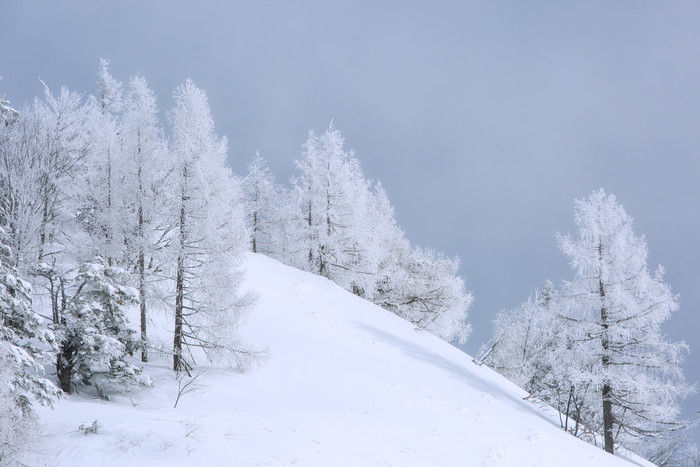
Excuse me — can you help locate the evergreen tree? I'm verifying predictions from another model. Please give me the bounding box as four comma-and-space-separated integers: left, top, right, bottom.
0, 223, 60, 406
0, 194, 60, 465
54, 257, 151, 397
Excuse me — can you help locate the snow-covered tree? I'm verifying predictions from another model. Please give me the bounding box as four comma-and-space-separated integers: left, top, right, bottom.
0, 216, 59, 402
120, 74, 171, 362
54, 257, 151, 397
0, 354, 39, 467
0, 83, 87, 270
292, 125, 374, 290
479, 282, 559, 386
286, 125, 471, 342
0, 92, 18, 126
242, 151, 286, 256
169, 79, 255, 373
0, 197, 60, 465
478, 282, 595, 436
558, 189, 692, 455
375, 243, 472, 343
77, 58, 126, 265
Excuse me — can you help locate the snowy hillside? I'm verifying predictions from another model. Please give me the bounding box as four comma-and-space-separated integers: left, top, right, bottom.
37, 254, 653, 466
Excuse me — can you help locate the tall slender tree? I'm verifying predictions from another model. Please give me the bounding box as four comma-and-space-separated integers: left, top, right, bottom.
558, 189, 692, 455
243, 151, 285, 256
79, 59, 125, 265
121, 74, 171, 362
169, 79, 254, 373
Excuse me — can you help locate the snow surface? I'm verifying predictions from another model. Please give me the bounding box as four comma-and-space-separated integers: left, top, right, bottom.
37, 253, 653, 466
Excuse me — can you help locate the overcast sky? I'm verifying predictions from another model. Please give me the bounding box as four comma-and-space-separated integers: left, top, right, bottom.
4, 0, 700, 443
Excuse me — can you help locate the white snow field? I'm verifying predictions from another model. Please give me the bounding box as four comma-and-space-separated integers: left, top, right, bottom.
37, 253, 652, 466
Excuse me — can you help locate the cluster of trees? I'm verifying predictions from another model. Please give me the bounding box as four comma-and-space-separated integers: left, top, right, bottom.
242, 125, 472, 343
0, 61, 473, 463
0, 62, 256, 462
478, 189, 695, 465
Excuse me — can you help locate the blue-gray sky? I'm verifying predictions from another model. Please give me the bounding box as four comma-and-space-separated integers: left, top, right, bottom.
4, 0, 700, 445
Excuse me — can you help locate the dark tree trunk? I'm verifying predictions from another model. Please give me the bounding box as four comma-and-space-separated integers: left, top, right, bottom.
139, 247, 147, 362
173, 251, 184, 372
173, 166, 187, 372
137, 132, 148, 362
252, 210, 257, 253
600, 270, 614, 454
56, 344, 75, 393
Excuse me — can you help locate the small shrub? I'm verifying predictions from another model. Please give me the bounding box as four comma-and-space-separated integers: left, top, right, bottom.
78, 420, 100, 436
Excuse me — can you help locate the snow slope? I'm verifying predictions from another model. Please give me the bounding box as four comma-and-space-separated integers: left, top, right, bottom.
37, 253, 653, 466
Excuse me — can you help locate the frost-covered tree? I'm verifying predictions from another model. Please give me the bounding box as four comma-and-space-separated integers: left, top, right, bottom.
478, 282, 595, 436
0, 350, 41, 467
0, 83, 87, 269
292, 124, 372, 290
78, 58, 126, 264
375, 243, 472, 343
169, 79, 255, 373
558, 189, 692, 455
54, 257, 151, 397
0, 92, 18, 126
120, 74, 171, 362
286, 125, 471, 342
0, 199, 60, 465
242, 151, 286, 256
0, 213, 60, 404
478, 282, 559, 386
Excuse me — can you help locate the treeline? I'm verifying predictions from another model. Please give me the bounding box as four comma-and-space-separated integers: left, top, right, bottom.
0, 60, 471, 462
477, 190, 696, 465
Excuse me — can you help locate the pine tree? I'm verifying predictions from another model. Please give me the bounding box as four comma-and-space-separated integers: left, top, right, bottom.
54, 257, 151, 397
558, 189, 692, 455
0, 221, 60, 405
0, 194, 60, 464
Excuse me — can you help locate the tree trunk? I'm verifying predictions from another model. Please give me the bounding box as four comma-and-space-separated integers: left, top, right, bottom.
602, 382, 614, 454
137, 132, 148, 362
173, 166, 187, 372
139, 247, 147, 362
252, 210, 257, 253
56, 344, 75, 393
173, 250, 184, 372
600, 273, 614, 454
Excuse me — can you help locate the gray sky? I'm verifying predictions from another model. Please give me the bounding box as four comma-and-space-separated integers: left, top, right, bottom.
4, 0, 700, 444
